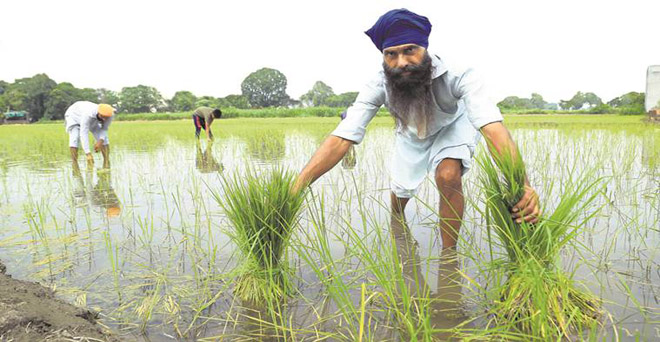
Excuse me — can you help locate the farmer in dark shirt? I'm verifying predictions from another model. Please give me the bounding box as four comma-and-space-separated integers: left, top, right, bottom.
192, 107, 222, 140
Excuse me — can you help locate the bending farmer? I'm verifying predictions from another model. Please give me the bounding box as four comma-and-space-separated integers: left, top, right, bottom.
192, 107, 222, 140
293, 9, 540, 249
65, 101, 115, 169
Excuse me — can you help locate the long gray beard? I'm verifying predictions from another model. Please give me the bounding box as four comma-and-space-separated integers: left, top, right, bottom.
384, 53, 435, 138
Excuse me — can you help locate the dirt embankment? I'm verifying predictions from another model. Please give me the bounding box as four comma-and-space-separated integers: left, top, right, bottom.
0, 260, 119, 342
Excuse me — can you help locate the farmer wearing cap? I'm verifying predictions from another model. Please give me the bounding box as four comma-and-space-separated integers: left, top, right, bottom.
65, 101, 115, 169
294, 9, 540, 249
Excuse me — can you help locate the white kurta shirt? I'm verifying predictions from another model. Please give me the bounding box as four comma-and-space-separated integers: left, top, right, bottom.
332, 54, 503, 192
64, 101, 114, 154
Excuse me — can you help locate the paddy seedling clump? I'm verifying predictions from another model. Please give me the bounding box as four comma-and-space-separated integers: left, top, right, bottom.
478, 148, 602, 339
213, 168, 305, 303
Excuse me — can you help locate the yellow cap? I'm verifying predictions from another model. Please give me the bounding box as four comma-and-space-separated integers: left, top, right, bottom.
98, 104, 114, 118
107, 206, 121, 217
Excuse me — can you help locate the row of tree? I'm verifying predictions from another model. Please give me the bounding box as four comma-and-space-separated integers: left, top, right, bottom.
497, 91, 645, 113
0, 69, 647, 121
0, 68, 361, 121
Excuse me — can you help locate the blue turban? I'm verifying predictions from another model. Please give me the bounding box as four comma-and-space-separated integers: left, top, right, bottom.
365, 9, 432, 52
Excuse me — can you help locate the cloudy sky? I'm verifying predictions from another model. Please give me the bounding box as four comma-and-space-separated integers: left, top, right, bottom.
2, 0, 658, 103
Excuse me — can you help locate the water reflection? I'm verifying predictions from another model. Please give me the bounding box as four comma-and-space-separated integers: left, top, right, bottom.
237, 300, 284, 342
195, 141, 224, 173
0, 125, 656, 341
390, 217, 468, 340
72, 167, 121, 217
246, 131, 285, 162
341, 145, 357, 169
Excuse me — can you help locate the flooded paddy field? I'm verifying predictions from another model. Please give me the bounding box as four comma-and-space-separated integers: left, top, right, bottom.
0, 116, 658, 341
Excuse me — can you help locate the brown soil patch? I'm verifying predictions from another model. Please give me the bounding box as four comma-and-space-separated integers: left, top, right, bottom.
0, 260, 120, 342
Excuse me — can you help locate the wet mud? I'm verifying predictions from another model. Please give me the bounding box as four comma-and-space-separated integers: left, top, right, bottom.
0, 260, 119, 342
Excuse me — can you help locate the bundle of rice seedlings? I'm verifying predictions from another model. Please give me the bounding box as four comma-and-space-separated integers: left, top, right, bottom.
212, 167, 305, 303
477, 148, 602, 340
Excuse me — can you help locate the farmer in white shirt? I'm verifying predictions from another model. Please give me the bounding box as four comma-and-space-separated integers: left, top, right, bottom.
65, 101, 115, 169
293, 8, 540, 249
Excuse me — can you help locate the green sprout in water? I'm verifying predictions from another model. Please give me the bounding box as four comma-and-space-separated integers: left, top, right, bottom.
478, 147, 603, 340
212, 167, 305, 303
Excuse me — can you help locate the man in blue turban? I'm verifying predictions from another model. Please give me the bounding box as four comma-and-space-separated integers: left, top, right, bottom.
294, 9, 540, 249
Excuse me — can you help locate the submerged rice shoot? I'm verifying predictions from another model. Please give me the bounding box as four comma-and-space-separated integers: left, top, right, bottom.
478, 148, 602, 340
212, 167, 305, 303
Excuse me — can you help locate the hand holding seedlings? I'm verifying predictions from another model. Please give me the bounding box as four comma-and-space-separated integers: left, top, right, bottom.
511, 184, 540, 224
94, 139, 104, 153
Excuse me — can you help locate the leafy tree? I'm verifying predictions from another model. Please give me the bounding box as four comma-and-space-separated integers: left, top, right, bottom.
608, 92, 644, 108
96, 88, 120, 107
498, 96, 529, 110
78, 88, 98, 102
44, 83, 81, 120
606, 91, 645, 114
0, 80, 8, 95
322, 91, 359, 107
10, 74, 57, 120
2, 87, 27, 111
241, 68, 290, 107
222, 94, 250, 109
300, 81, 334, 107
0, 81, 8, 111
195, 96, 221, 109
169, 91, 197, 111
119, 85, 164, 113
497, 93, 547, 110
530, 93, 547, 109
560, 91, 602, 110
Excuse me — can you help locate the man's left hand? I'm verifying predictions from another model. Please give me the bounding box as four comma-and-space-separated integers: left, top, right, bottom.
511, 185, 540, 224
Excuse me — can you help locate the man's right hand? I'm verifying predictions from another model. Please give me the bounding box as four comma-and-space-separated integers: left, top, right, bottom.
293, 135, 354, 195
86, 153, 94, 168
94, 139, 104, 153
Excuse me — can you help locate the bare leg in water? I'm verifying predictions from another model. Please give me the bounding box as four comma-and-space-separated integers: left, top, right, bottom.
434, 158, 465, 249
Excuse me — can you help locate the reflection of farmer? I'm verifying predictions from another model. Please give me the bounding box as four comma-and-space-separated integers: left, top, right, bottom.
65, 101, 115, 169
72, 168, 121, 217
193, 107, 222, 141
390, 218, 467, 338
339, 110, 357, 169
92, 170, 121, 217
293, 9, 540, 250
196, 141, 223, 173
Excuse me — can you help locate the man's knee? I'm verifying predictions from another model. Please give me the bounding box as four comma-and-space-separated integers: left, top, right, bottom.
435, 159, 463, 189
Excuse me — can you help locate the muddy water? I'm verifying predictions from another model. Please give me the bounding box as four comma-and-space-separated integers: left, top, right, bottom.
0, 124, 658, 341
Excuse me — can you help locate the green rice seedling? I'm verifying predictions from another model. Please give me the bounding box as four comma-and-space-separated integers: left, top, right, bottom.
245, 130, 286, 162
210, 167, 305, 303
477, 147, 603, 340
103, 231, 122, 302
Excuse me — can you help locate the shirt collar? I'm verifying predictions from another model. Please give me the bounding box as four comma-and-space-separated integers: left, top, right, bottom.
430, 53, 448, 79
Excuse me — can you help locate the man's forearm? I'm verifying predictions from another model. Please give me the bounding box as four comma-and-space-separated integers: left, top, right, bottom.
294, 135, 354, 191
480, 122, 529, 185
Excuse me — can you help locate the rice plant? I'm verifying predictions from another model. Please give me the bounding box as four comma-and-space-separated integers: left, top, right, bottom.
477, 146, 603, 340
211, 167, 305, 303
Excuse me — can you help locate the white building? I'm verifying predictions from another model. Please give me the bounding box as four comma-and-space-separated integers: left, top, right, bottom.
646, 65, 660, 112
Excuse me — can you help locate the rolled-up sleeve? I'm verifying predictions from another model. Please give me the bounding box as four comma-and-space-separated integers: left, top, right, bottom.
331, 75, 386, 144
452, 68, 503, 130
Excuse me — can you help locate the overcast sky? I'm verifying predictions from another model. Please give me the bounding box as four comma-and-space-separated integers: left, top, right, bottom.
2, 0, 659, 103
